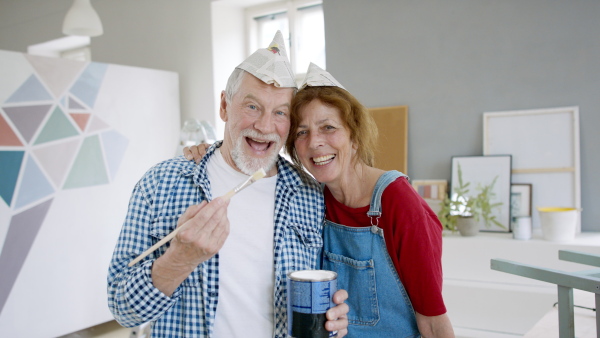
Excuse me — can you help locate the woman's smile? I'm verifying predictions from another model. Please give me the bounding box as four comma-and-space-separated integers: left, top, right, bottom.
312, 154, 336, 166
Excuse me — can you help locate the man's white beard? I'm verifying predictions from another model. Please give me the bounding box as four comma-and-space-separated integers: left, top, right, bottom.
231, 129, 283, 175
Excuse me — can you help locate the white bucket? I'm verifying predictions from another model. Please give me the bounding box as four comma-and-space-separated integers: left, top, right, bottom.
537, 207, 579, 242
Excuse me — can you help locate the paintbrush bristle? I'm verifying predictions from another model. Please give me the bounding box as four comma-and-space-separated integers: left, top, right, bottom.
251, 168, 267, 181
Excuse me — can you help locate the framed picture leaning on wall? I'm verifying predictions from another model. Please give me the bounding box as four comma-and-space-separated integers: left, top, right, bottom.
450, 155, 512, 232
511, 183, 533, 217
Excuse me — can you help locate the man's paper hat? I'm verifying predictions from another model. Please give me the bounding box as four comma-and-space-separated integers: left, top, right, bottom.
236, 30, 296, 88
299, 62, 346, 90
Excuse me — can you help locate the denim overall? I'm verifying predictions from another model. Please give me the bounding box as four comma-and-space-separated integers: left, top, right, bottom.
322, 171, 420, 337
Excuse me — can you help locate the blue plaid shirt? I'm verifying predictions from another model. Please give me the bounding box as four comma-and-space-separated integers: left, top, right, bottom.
107, 142, 325, 337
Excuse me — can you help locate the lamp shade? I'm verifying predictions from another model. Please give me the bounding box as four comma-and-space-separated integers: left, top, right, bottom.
62, 0, 103, 37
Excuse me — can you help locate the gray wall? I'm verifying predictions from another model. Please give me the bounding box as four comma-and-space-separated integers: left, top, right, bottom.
323, 0, 600, 231
0, 0, 215, 127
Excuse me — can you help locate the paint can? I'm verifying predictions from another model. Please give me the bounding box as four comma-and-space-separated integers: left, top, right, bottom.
287, 270, 337, 338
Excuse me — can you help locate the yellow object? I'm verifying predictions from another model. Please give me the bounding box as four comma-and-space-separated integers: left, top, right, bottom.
537, 207, 580, 242
537, 207, 578, 212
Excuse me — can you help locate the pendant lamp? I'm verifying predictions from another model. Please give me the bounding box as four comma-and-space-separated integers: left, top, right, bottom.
62, 0, 103, 37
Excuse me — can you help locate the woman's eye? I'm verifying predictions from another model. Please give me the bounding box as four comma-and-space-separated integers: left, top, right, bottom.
296, 130, 307, 137
324, 125, 336, 131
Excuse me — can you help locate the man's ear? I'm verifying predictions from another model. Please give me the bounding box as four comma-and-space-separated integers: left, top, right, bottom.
219, 91, 228, 122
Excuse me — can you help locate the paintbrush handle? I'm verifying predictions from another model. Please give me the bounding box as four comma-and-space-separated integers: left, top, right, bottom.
221, 189, 236, 201
127, 226, 182, 267
127, 168, 266, 267
127, 189, 237, 267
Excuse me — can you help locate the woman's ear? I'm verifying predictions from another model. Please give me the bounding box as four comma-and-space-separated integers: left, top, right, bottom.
219, 91, 228, 122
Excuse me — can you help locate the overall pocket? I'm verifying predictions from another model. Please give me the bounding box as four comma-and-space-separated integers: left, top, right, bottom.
323, 251, 379, 326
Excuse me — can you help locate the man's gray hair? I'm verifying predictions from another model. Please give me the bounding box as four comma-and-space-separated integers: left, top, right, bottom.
224, 68, 246, 104
224, 68, 298, 105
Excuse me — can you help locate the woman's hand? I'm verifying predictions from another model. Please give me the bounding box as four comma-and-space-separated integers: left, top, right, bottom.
325, 289, 349, 337
183, 143, 212, 164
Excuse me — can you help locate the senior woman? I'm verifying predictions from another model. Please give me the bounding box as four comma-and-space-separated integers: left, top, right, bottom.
184, 63, 454, 337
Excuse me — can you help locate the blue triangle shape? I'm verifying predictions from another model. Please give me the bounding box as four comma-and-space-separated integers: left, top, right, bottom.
0, 151, 25, 207
14, 155, 55, 209
5, 74, 53, 103
101, 130, 129, 180
70, 62, 108, 109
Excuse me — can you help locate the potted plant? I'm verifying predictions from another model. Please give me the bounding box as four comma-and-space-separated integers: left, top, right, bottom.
438, 163, 505, 236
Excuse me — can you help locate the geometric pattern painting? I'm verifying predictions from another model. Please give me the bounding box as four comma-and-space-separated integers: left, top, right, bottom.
0, 56, 128, 316
0, 49, 179, 338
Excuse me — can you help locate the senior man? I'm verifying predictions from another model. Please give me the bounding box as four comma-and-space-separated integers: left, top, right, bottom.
107, 31, 348, 337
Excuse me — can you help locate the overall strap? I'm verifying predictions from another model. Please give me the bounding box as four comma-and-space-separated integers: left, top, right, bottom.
367, 170, 407, 226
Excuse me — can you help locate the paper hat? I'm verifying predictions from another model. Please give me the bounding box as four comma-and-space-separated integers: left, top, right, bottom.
299, 62, 346, 90
236, 30, 296, 88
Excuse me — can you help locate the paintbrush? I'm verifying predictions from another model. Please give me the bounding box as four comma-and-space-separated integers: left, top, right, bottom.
127, 168, 267, 267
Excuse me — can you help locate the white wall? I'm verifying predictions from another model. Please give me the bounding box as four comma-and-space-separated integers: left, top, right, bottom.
0, 0, 215, 130
323, 0, 600, 232
211, 2, 246, 138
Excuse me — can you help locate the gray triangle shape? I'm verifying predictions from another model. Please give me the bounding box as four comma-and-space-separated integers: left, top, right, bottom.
0, 198, 53, 314
3, 105, 53, 143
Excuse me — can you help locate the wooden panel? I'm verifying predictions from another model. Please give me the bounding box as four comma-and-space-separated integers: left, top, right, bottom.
368, 105, 408, 174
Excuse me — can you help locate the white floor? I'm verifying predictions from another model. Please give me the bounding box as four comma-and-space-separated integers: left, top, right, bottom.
60, 311, 599, 338
63, 322, 516, 338
58, 321, 131, 338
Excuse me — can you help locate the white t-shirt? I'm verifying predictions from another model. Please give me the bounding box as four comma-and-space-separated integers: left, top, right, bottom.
209, 149, 277, 337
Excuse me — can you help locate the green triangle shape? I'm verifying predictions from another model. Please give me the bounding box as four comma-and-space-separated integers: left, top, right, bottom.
33, 106, 79, 145
63, 135, 109, 189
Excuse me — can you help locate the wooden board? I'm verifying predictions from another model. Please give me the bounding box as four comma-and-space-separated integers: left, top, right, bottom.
483, 106, 581, 231
368, 105, 408, 174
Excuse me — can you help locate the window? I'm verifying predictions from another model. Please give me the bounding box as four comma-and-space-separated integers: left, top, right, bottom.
247, 1, 325, 83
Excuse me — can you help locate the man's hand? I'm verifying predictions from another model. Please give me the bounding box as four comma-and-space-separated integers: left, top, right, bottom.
152, 197, 230, 296
325, 289, 349, 337
170, 197, 230, 266
183, 143, 211, 164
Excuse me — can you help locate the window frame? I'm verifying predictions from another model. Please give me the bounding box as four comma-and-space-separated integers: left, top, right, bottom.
245, 0, 323, 83
27, 36, 92, 61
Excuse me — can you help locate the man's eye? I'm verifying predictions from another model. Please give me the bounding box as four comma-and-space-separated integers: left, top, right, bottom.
276, 111, 286, 116
248, 104, 257, 110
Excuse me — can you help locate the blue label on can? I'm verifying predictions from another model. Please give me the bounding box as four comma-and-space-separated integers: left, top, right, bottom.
289, 278, 337, 314
287, 270, 338, 338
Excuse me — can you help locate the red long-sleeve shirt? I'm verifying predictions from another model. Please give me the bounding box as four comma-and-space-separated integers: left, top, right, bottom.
324, 177, 447, 316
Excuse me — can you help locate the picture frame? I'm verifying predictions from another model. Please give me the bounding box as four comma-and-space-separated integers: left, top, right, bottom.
511, 183, 532, 217
451, 155, 512, 232
411, 180, 447, 214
